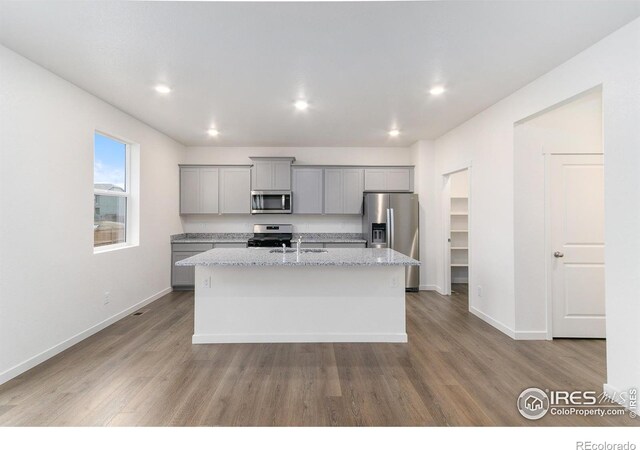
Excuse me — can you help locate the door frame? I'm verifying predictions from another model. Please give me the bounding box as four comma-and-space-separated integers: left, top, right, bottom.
442, 161, 472, 297
544, 152, 604, 340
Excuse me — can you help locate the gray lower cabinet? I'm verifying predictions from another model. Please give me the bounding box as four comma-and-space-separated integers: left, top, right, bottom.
293, 168, 323, 214
172, 243, 213, 288
171, 242, 246, 289
172, 251, 200, 287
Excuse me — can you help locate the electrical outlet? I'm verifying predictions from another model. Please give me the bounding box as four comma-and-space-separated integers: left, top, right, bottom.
477, 285, 482, 298
202, 276, 211, 289
103, 291, 110, 305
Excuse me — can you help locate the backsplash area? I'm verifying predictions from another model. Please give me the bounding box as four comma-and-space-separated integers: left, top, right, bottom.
181, 214, 363, 233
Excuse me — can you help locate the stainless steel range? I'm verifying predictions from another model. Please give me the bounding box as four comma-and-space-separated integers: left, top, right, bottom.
246, 224, 293, 248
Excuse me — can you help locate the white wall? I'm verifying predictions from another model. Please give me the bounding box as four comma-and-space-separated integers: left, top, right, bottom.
416, 18, 640, 401
514, 89, 602, 337
184, 146, 413, 166
449, 170, 469, 198
182, 145, 413, 233
0, 45, 185, 383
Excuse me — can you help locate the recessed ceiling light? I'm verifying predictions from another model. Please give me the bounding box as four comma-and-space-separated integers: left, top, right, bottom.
294, 100, 309, 111
207, 128, 219, 137
154, 84, 172, 94
429, 86, 445, 96
389, 129, 400, 137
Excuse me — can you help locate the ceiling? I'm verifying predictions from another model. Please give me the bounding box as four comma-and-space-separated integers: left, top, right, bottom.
1, 1, 639, 147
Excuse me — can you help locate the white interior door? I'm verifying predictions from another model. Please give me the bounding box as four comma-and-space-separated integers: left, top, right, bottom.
550, 154, 605, 338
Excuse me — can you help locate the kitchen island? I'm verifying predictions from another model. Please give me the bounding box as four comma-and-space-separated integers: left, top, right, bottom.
176, 247, 419, 343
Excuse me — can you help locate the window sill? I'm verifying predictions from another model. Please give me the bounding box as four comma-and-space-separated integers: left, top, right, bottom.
93, 242, 139, 254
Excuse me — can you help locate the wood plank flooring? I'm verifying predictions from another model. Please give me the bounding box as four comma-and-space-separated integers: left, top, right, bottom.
0, 285, 635, 426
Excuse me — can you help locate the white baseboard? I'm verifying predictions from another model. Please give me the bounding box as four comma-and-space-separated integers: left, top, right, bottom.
514, 331, 549, 340
603, 383, 638, 413
419, 284, 446, 295
419, 284, 438, 291
0, 287, 172, 386
469, 306, 516, 339
192, 332, 408, 344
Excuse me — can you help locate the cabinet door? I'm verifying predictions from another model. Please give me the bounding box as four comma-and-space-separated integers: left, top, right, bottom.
220, 168, 250, 214
180, 168, 200, 214
252, 161, 273, 190
364, 169, 386, 191
292, 168, 323, 214
386, 168, 411, 191
343, 169, 364, 214
199, 168, 219, 214
324, 169, 344, 214
172, 251, 199, 286
272, 161, 292, 190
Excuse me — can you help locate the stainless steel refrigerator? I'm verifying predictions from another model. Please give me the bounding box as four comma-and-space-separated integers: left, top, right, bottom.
362, 193, 419, 290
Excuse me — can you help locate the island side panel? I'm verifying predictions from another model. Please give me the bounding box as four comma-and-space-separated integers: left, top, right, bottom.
193, 265, 407, 343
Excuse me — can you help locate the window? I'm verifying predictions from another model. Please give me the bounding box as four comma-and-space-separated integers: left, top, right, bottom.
93, 132, 131, 249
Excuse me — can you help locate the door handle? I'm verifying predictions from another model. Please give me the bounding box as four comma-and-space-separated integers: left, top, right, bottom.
554, 251, 564, 258
386, 208, 391, 247
390, 208, 395, 249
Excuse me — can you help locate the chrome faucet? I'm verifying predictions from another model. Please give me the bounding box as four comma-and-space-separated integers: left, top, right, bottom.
282, 243, 286, 253
296, 236, 302, 253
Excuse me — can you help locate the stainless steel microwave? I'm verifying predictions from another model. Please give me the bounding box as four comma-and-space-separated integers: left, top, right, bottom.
251, 191, 292, 214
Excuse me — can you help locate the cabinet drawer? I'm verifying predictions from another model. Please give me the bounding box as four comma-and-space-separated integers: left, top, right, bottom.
172, 243, 214, 252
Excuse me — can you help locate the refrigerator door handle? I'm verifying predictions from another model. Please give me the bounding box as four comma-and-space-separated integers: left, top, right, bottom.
389, 208, 395, 249
386, 208, 391, 247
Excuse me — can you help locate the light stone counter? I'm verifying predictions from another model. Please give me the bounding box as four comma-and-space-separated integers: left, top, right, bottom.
176, 247, 418, 267
170, 233, 367, 244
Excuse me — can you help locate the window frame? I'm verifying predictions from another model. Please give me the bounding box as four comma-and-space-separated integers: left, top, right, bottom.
93, 131, 134, 253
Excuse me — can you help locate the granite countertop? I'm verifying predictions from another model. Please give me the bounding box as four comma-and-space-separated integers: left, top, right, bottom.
175, 247, 419, 267
171, 233, 367, 244
293, 233, 366, 243
171, 233, 252, 244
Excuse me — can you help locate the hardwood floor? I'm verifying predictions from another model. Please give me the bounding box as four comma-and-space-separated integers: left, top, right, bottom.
0, 285, 634, 426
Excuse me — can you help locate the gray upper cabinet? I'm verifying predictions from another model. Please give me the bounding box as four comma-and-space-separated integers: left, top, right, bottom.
343, 168, 364, 214
219, 167, 251, 214
180, 167, 200, 214
292, 168, 323, 214
199, 168, 219, 214
324, 168, 364, 214
272, 161, 292, 190
364, 168, 412, 192
251, 161, 274, 190
180, 166, 219, 214
324, 169, 343, 214
250, 157, 294, 190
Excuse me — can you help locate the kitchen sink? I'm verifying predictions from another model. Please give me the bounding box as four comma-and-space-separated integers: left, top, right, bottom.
268, 248, 328, 253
